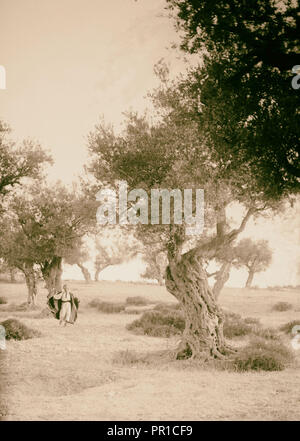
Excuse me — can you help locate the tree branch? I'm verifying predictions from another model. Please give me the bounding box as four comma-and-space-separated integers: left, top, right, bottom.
227, 207, 256, 242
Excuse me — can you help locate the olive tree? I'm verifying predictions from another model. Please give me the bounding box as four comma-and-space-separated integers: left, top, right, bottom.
234, 238, 272, 288
0, 182, 96, 302
87, 74, 279, 359
94, 230, 139, 281
65, 240, 92, 283
0, 121, 51, 204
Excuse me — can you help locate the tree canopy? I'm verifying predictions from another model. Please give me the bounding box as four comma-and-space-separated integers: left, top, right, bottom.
166, 0, 300, 198
0, 121, 52, 203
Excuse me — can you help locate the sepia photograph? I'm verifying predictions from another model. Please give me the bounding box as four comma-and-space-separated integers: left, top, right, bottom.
0, 0, 299, 425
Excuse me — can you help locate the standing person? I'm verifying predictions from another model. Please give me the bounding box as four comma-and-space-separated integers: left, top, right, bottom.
47, 284, 79, 326
59, 284, 72, 326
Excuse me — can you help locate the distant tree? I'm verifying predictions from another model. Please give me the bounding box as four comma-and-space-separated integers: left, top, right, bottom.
94, 246, 121, 282
0, 259, 23, 283
141, 247, 168, 285
0, 219, 41, 305
65, 240, 92, 283
0, 182, 96, 303
0, 121, 51, 204
94, 231, 138, 281
234, 238, 273, 288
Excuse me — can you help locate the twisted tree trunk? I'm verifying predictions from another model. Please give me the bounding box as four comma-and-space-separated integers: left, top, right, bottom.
245, 268, 255, 288
94, 267, 101, 282
77, 262, 92, 283
213, 261, 232, 299
41, 256, 63, 297
165, 252, 233, 360
164, 207, 255, 360
94, 264, 109, 281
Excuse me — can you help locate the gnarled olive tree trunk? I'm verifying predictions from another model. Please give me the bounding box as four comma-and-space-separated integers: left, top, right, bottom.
41, 256, 63, 297
164, 207, 255, 360
165, 251, 233, 360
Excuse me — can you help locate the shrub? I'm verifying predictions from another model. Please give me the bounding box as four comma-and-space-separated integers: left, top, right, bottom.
252, 327, 280, 340
223, 321, 253, 338
272, 302, 293, 312
88, 298, 102, 308
223, 311, 255, 338
244, 317, 260, 325
279, 320, 300, 334
127, 307, 264, 340
127, 306, 282, 342
232, 338, 294, 372
0, 296, 8, 305
125, 296, 150, 306
0, 318, 41, 340
223, 311, 280, 340
99, 302, 125, 313
153, 302, 181, 312
124, 307, 143, 315
127, 309, 185, 337
124, 305, 152, 315
89, 299, 125, 313
223, 311, 242, 320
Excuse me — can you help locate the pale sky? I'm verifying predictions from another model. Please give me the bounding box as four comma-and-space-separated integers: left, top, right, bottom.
0, 0, 299, 287
0, 0, 183, 181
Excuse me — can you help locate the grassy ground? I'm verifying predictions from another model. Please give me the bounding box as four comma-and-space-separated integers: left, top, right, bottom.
0, 280, 300, 421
